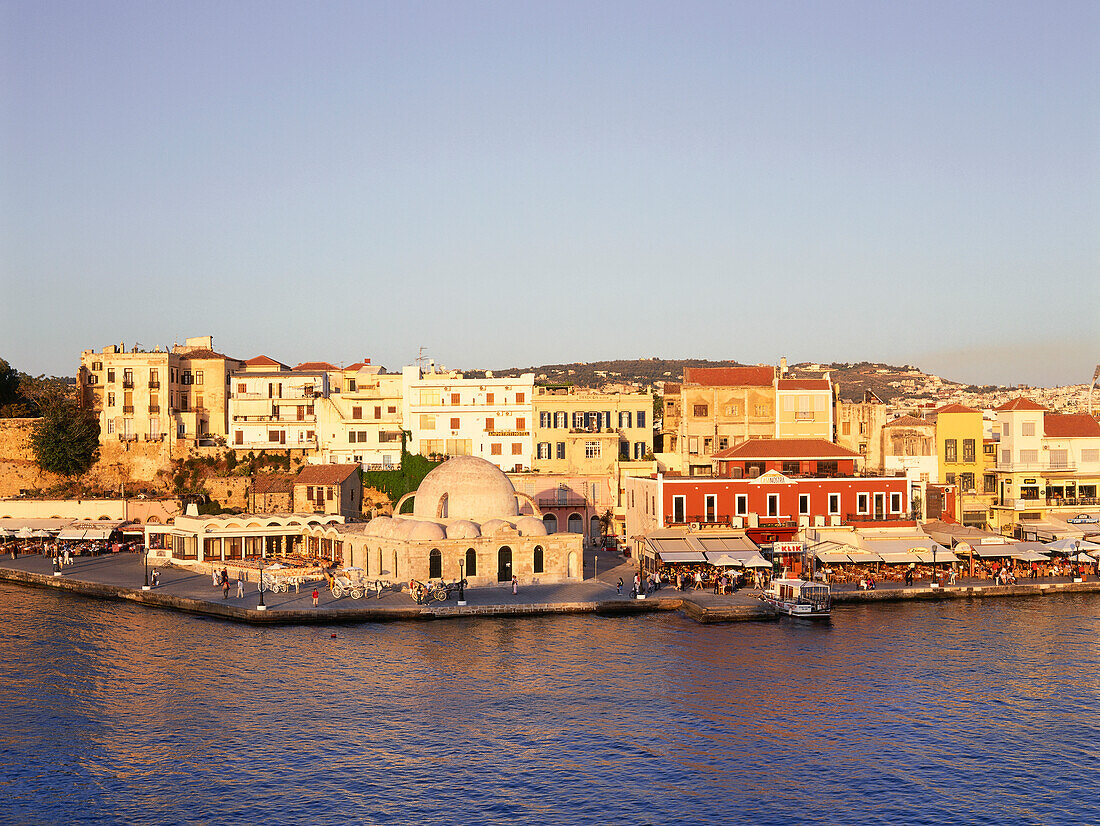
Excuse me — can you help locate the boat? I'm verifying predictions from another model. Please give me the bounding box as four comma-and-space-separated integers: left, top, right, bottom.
760, 574, 831, 619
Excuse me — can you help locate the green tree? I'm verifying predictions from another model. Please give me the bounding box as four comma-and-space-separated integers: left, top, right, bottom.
31, 400, 100, 476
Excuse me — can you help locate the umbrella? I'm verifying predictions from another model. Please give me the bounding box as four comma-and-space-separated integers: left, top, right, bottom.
15, 527, 33, 540
0, 529, 13, 539
1046, 537, 1100, 554
32, 529, 52, 539
1071, 552, 1097, 563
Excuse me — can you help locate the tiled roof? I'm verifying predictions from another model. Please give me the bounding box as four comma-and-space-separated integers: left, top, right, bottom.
683, 366, 774, 387
663, 383, 681, 394
883, 415, 933, 428
712, 438, 859, 460
251, 475, 294, 495
1044, 413, 1100, 438
935, 403, 980, 414
245, 355, 289, 369
180, 348, 237, 361
294, 361, 338, 372
294, 464, 360, 485
996, 397, 1047, 412
776, 378, 830, 390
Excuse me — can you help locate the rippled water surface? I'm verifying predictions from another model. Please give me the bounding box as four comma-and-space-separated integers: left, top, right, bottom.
2, 584, 1099, 825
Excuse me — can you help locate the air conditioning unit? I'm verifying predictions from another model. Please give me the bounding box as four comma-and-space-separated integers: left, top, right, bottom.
689, 521, 700, 531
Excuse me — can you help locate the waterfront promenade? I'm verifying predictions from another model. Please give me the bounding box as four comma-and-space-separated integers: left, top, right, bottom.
1, 550, 1098, 625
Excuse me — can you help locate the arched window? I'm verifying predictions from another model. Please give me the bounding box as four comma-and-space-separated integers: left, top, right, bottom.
590, 515, 601, 542
567, 513, 583, 534
533, 545, 544, 574
429, 548, 442, 579
542, 513, 558, 533
465, 548, 477, 576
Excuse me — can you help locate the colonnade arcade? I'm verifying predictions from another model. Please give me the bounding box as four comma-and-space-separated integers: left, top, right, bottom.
145, 513, 344, 562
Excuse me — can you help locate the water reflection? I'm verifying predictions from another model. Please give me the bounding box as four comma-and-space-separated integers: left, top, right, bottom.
2, 585, 1100, 825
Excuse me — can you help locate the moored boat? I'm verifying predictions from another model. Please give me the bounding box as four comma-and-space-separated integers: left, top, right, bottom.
760, 575, 831, 619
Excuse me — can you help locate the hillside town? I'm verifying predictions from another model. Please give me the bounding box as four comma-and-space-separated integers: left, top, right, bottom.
0, 335, 1098, 589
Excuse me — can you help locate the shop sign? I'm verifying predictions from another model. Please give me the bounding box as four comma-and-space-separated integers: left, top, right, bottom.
1024, 478, 1037, 484
1068, 514, 1099, 524
773, 541, 803, 556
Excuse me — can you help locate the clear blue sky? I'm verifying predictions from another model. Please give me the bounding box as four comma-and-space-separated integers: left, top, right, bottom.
2, 1, 1097, 386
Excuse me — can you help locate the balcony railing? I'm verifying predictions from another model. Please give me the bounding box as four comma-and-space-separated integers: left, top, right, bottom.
122, 405, 134, 414
845, 512, 914, 523
1046, 497, 1099, 507
487, 430, 529, 437
537, 495, 588, 508
144, 433, 165, 442
122, 380, 134, 389
118, 434, 137, 442
148, 405, 160, 413
149, 381, 160, 389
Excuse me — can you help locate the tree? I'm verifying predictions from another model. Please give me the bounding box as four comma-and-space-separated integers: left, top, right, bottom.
31, 400, 100, 476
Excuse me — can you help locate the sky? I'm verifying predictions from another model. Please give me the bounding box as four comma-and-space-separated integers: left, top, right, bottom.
2, 1, 1097, 387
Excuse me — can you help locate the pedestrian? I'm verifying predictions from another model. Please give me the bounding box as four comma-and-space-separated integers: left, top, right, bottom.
693, 570, 703, 590
212, 567, 219, 588
222, 577, 229, 600
151, 569, 160, 587
312, 588, 319, 607
221, 567, 229, 587
236, 573, 244, 598
616, 577, 623, 595
511, 575, 518, 595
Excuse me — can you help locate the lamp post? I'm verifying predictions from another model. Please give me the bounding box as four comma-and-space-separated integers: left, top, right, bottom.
257, 548, 266, 610
932, 543, 938, 586
1074, 539, 1081, 582
457, 559, 466, 606
142, 544, 150, 590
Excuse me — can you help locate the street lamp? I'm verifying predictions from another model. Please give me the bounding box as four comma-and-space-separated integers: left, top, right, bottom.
932, 543, 938, 586
257, 549, 266, 610
458, 559, 466, 606
1074, 539, 1081, 582
143, 544, 150, 590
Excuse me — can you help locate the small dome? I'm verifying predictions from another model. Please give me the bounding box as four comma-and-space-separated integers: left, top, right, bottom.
412, 456, 519, 522
446, 520, 481, 539
407, 521, 447, 541
363, 516, 393, 537
514, 516, 548, 537
480, 518, 514, 536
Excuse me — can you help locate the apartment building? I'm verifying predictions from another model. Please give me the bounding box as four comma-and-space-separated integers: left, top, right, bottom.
78, 335, 241, 447
835, 390, 889, 471
314, 362, 404, 469
930, 403, 987, 527
402, 365, 535, 472
531, 386, 653, 474
661, 366, 777, 477
989, 398, 1100, 538
228, 357, 327, 451
775, 377, 833, 440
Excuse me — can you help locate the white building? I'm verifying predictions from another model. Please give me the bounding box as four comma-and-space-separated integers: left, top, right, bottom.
313, 362, 405, 469
228, 356, 326, 450
402, 365, 536, 472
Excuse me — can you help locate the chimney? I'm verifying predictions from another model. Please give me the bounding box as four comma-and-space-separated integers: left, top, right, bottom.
779, 357, 788, 376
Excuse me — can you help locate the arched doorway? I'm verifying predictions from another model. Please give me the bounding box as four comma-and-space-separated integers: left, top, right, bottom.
429, 548, 442, 579
542, 513, 558, 533
567, 513, 583, 534
590, 515, 601, 544
567, 551, 577, 578
497, 546, 512, 582
465, 548, 477, 577
533, 546, 544, 574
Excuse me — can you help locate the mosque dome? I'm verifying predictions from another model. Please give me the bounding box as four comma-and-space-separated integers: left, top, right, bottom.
412, 456, 520, 523
446, 520, 481, 539
514, 516, 549, 537
407, 521, 447, 541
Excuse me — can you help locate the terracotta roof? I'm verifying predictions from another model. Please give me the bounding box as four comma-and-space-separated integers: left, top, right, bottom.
1044, 413, 1100, 438
996, 397, 1047, 412
776, 378, 830, 390
663, 383, 681, 394
179, 348, 237, 361
712, 438, 859, 460
935, 403, 980, 414
884, 415, 933, 428
683, 366, 774, 387
245, 355, 289, 369
251, 475, 294, 495
294, 464, 360, 486
294, 361, 338, 372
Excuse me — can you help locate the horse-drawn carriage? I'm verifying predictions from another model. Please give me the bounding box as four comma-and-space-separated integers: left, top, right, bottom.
408, 578, 467, 605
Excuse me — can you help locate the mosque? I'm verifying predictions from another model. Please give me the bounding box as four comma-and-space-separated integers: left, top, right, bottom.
331, 456, 584, 586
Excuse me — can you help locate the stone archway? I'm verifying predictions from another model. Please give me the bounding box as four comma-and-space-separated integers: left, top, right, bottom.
497, 546, 512, 582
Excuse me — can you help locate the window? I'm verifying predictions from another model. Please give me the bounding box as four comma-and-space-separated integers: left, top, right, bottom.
960, 472, 975, 491
719, 437, 728, 451
515, 392, 525, 403
237, 383, 246, 394
107, 369, 115, 383
945, 473, 955, 485
858, 421, 867, 435
451, 393, 461, 405
735, 494, 748, 516
782, 461, 799, 475
799, 494, 810, 515
353, 406, 362, 419
688, 437, 699, 455
107, 392, 115, 407
705, 494, 717, 522
1082, 449, 1099, 463
1001, 449, 1011, 464
516, 417, 525, 431
92, 361, 102, 372
374, 406, 382, 419
585, 441, 601, 459
539, 411, 551, 427
347, 379, 356, 392
485, 393, 494, 404
387, 406, 396, 414
1019, 449, 1038, 463
429, 549, 442, 579
634, 442, 645, 459
349, 432, 358, 443
195, 395, 203, 411
537, 442, 551, 460
107, 420, 115, 435
1021, 422, 1035, 436
1049, 449, 1068, 469
984, 473, 997, 493
842, 421, 851, 436
327, 487, 334, 501
490, 443, 502, 455
1002, 422, 1011, 437
149, 369, 159, 386
963, 439, 976, 463
485, 417, 495, 432
195, 371, 203, 386
637, 411, 646, 428
533, 546, 544, 573
890, 492, 903, 513
556, 442, 565, 459
828, 494, 840, 515
465, 548, 477, 576
511, 443, 522, 455
703, 437, 713, 454
419, 389, 440, 405
269, 430, 279, 442
619, 411, 632, 428
450, 417, 460, 429
767, 494, 779, 517
693, 404, 708, 417
554, 411, 567, 428
754, 404, 770, 417
235, 430, 243, 445
419, 414, 436, 430
945, 439, 957, 462
672, 495, 686, 523
123, 369, 133, 386
857, 493, 869, 513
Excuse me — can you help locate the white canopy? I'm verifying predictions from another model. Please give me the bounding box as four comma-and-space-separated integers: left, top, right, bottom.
15, 527, 33, 539
1045, 537, 1100, 554
742, 553, 772, 568
658, 551, 707, 564
57, 529, 87, 541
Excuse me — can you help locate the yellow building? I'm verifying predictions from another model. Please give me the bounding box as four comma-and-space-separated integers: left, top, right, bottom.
531, 386, 653, 475
775, 377, 833, 440
931, 403, 986, 527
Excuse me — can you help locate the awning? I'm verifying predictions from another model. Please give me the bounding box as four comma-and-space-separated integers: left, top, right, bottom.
81, 528, 115, 541
913, 548, 959, 564
657, 551, 707, 563
879, 551, 922, 564
815, 550, 854, 564
1012, 549, 1050, 562
846, 550, 885, 563
972, 545, 1016, 559
742, 553, 771, 568
57, 529, 87, 541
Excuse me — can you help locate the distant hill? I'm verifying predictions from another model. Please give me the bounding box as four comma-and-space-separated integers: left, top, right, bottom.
477, 358, 1001, 403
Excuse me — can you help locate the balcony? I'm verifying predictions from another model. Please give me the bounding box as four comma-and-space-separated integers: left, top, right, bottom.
118, 434, 138, 442
845, 512, 915, 524
144, 433, 165, 442
537, 495, 588, 508
1046, 497, 1099, 507
487, 430, 529, 437
123, 406, 134, 414
149, 381, 161, 389
148, 405, 160, 413
122, 380, 134, 389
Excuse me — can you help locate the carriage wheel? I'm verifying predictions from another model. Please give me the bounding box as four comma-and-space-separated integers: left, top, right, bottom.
330, 586, 341, 598
350, 587, 364, 599
433, 589, 448, 602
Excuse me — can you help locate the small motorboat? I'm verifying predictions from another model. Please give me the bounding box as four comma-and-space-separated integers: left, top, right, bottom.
760, 575, 831, 619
